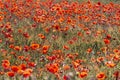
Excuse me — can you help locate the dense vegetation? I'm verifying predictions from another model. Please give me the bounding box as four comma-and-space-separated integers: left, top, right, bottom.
0, 0, 120, 80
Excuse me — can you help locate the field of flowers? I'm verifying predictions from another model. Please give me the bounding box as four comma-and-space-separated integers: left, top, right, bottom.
0, 0, 120, 80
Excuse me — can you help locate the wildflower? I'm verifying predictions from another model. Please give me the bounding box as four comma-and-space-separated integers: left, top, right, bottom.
86, 48, 92, 54
47, 63, 59, 74
30, 43, 40, 50
23, 45, 30, 52
19, 64, 26, 70
79, 71, 87, 78
72, 61, 79, 68
2, 60, 10, 70
23, 71, 31, 78
78, 32, 83, 37
104, 39, 110, 45
9, 44, 14, 49
113, 49, 119, 54
0, 16, 4, 22
14, 46, 22, 51
113, 55, 120, 61
0, 39, 2, 43
63, 45, 69, 50
38, 33, 45, 39
63, 65, 70, 70
105, 61, 115, 68
63, 75, 70, 80
113, 71, 119, 78
7, 71, 15, 77
18, 56, 24, 60
23, 32, 30, 38
11, 66, 20, 72
106, 34, 111, 39
17, 69, 24, 75
0, 71, 4, 75
23, 68, 33, 78
97, 57, 104, 63
27, 62, 36, 67
96, 72, 106, 80
42, 45, 49, 54
67, 54, 74, 59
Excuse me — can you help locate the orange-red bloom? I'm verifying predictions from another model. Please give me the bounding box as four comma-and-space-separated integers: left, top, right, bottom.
14, 46, 22, 51
96, 72, 106, 80
11, 66, 20, 72
23, 68, 33, 78
86, 48, 92, 54
47, 63, 59, 74
38, 33, 45, 39
7, 71, 15, 77
42, 45, 49, 54
23, 71, 31, 78
104, 39, 110, 45
2, 60, 10, 70
63, 65, 70, 70
30, 43, 40, 50
105, 61, 115, 68
79, 71, 88, 78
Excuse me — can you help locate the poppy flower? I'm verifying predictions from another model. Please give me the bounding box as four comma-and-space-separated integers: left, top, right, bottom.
0, 71, 4, 75
97, 57, 104, 63
86, 48, 92, 54
72, 61, 79, 68
0, 39, 2, 43
96, 72, 106, 80
2, 60, 10, 70
7, 71, 15, 77
18, 56, 24, 60
63, 65, 70, 70
38, 33, 45, 39
105, 61, 115, 68
47, 63, 59, 74
18, 64, 26, 70
113, 49, 119, 54
17, 69, 24, 75
113, 55, 120, 61
23, 32, 30, 38
14, 46, 22, 51
9, 44, 14, 49
23, 45, 30, 52
0, 16, 4, 22
42, 45, 49, 54
79, 71, 87, 78
63, 45, 69, 50
106, 34, 111, 39
104, 39, 110, 45
23, 68, 33, 78
23, 71, 31, 78
25, 68, 33, 73
11, 66, 20, 72
27, 62, 36, 67
30, 43, 40, 50
63, 75, 69, 80
113, 71, 119, 78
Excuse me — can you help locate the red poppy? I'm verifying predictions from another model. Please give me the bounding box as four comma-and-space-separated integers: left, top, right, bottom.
38, 33, 45, 39
79, 71, 88, 78
96, 72, 106, 80
47, 63, 59, 74
2, 60, 10, 70
7, 71, 15, 77
11, 66, 20, 72
30, 43, 40, 50
14, 46, 22, 51
42, 45, 49, 54
104, 39, 110, 45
